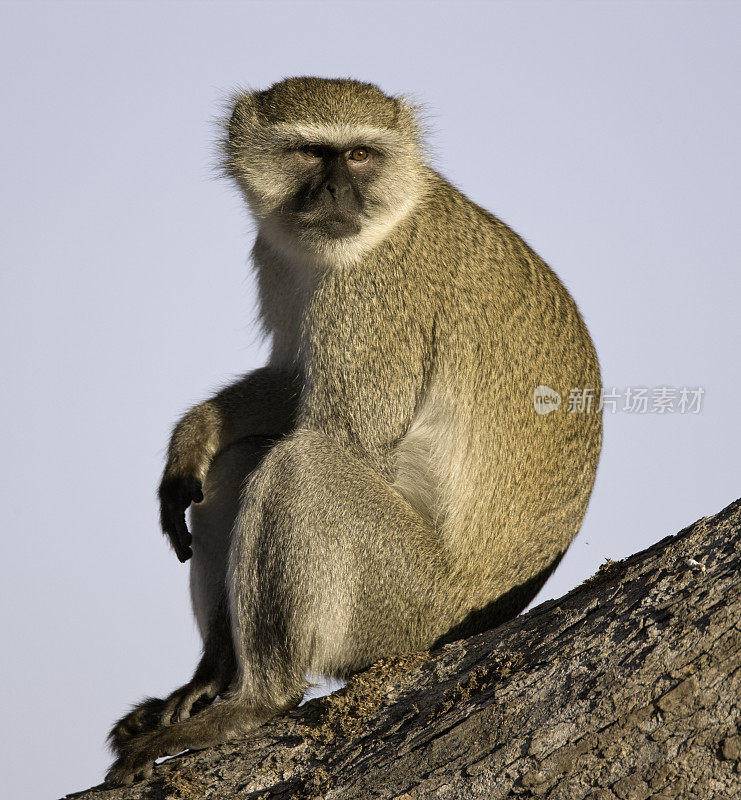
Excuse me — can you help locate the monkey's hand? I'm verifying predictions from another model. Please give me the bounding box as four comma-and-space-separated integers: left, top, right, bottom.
158, 474, 203, 562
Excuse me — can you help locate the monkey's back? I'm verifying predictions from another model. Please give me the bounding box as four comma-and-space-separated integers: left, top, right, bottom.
393, 172, 602, 629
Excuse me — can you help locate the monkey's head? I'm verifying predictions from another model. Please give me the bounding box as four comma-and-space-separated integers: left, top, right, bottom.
223, 77, 428, 263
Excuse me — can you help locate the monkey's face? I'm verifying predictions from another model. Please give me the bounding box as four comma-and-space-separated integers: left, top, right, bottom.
224, 79, 428, 261
228, 128, 424, 251
282, 143, 380, 239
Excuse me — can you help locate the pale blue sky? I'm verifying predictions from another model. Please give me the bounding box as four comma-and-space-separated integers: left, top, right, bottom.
1, 2, 739, 797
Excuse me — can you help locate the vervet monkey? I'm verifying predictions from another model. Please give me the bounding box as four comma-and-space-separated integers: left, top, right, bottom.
106, 77, 602, 785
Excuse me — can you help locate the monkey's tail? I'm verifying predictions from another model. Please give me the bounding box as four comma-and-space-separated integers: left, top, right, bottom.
106, 696, 273, 786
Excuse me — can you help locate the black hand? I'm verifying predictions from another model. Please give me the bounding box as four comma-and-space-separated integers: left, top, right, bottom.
158, 475, 203, 562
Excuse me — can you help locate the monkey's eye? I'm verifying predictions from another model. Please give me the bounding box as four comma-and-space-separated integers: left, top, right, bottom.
349, 147, 369, 162
301, 145, 323, 159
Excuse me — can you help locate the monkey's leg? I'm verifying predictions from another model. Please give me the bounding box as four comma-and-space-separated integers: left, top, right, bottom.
108, 438, 273, 754
189, 436, 275, 641
107, 431, 458, 785
230, 429, 458, 690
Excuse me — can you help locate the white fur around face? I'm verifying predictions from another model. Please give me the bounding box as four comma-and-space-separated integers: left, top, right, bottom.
257, 192, 421, 271
231, 120, 429, 270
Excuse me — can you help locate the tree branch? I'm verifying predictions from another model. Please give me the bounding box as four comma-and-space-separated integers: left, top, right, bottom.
64, 497, 741, 800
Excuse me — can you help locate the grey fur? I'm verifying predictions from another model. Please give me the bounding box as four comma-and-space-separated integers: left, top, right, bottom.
106, 76, 602, 786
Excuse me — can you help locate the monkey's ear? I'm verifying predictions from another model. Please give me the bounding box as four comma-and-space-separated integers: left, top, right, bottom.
220, 91, 260, 180
394, 95, 426, 149
227, 92, 258, 144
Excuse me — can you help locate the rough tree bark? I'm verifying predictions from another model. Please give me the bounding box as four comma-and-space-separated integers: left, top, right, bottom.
65, 497, 741, 800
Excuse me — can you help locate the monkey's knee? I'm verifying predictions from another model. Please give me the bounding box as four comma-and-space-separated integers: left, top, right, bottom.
225, 440, 347, 694
242, 430, 362, 510
230, 431, 415, 682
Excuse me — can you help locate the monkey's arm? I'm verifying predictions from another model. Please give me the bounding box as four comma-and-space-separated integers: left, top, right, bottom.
160, 366, 301, 562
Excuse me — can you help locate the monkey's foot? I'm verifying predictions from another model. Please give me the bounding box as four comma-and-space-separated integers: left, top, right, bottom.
105, 745, 156, 787
108, 679, 222, 757
158, 678, 220, 726
105, 727, 184, 787
105, 695, 278, 786
108, 697, 169, 754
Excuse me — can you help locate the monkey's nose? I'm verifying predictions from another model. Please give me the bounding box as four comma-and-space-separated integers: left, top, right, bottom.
324, 181, 352, 201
